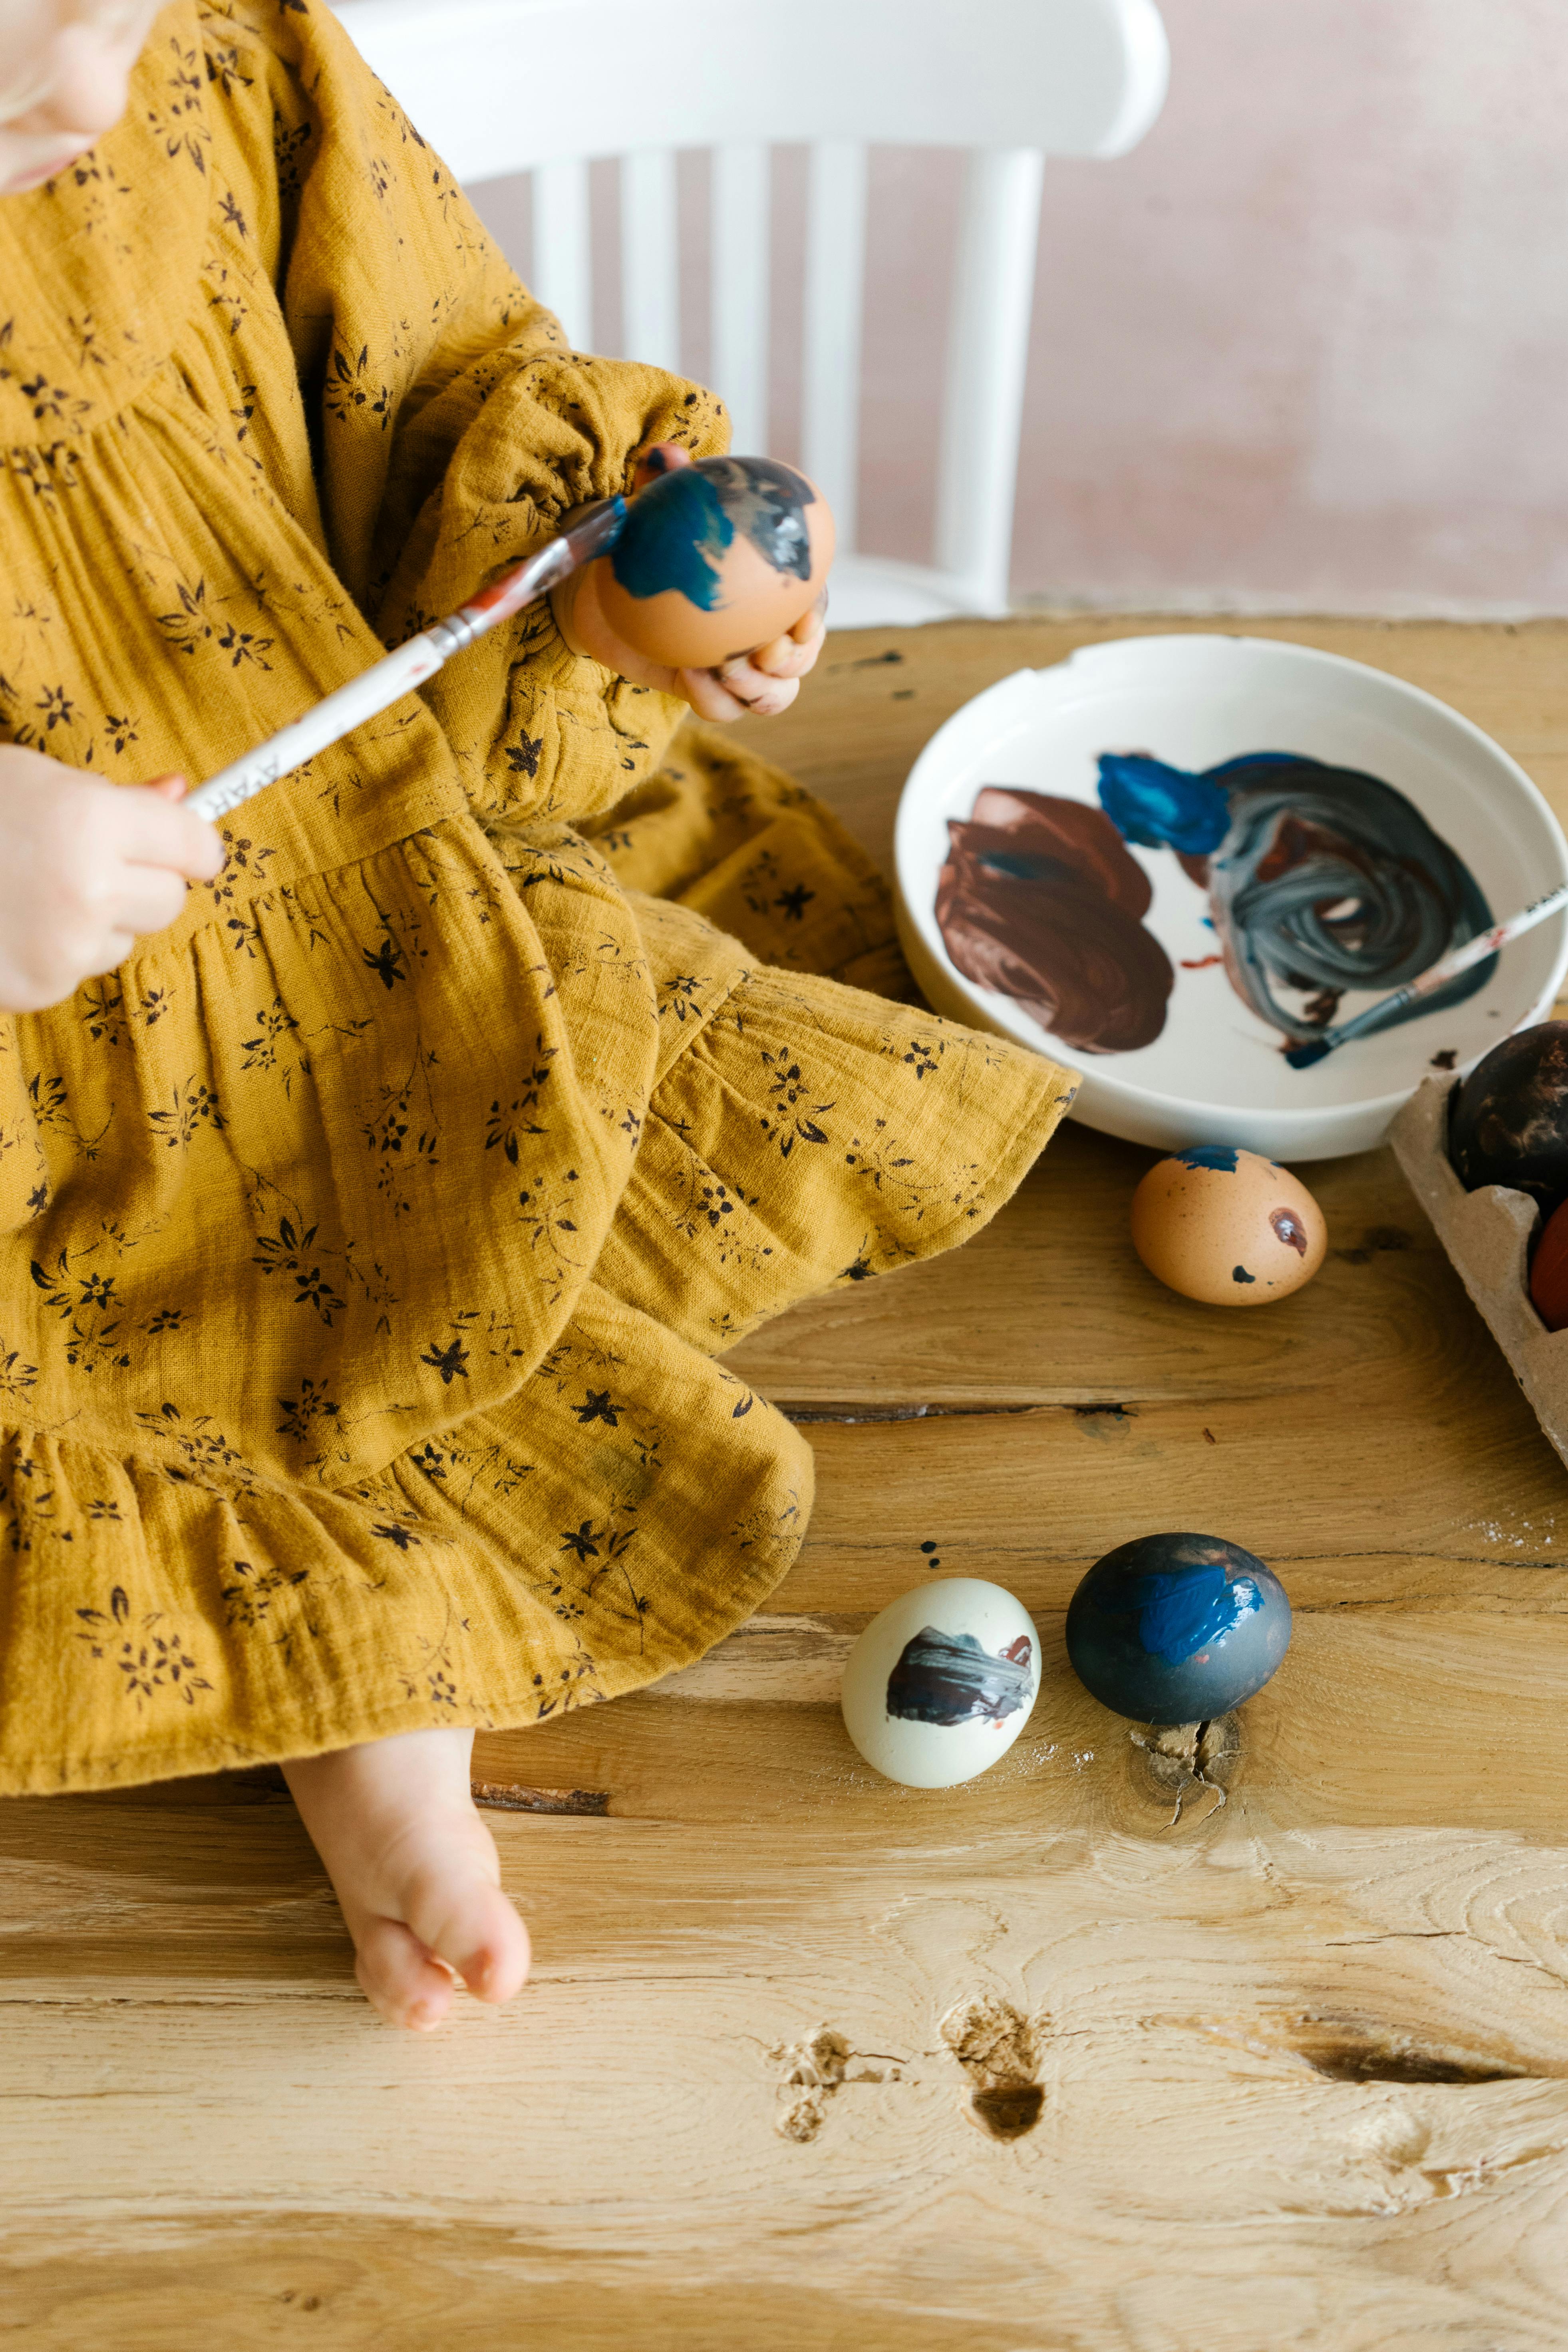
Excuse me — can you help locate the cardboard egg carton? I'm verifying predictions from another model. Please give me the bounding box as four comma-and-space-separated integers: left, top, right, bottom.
1388, 1075, 1568, 1469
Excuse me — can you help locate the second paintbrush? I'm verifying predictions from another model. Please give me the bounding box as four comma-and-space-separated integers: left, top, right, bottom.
1284, 882, 1568, 1070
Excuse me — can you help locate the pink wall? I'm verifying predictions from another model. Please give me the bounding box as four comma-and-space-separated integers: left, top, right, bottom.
458, 1, 1568, 615
1006, 0, 1568, 614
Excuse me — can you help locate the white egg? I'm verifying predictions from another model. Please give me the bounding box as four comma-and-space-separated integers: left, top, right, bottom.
840, 1577, 1041, 1788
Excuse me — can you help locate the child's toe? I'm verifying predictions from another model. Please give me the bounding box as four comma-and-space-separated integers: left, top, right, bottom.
354, 1914, 459, 2031
459, 1899, 532, 2004
404, 1867, 531, 2006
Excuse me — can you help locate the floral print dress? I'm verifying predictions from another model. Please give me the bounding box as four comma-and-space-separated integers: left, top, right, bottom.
0, 0, 1076, 1790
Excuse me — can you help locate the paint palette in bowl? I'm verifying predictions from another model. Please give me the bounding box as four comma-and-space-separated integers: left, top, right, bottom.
893, 635, 1568, 1160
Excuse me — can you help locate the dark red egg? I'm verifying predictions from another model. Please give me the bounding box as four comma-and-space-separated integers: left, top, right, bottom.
1530, 1196, 1568, 1330
1449, 1021, 1568, 1212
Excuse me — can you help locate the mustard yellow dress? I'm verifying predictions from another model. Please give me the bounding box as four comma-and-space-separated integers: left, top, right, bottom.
0, 0, 1075, 1791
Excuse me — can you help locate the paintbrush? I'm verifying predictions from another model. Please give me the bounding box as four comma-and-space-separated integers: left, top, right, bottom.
185, 497, 627, 825
1283, 881, 1568, 1071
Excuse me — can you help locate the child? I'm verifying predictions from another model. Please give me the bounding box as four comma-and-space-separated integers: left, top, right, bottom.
0, 0, 1075, 2028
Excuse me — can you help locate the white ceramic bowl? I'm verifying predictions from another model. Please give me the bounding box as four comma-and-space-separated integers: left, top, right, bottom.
893, 634, 1568, 1161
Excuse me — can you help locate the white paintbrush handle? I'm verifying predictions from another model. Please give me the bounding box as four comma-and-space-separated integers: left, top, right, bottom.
185, 630, 452, 823
1414, 882, 1568, 991
1290, 877, 1568, 1066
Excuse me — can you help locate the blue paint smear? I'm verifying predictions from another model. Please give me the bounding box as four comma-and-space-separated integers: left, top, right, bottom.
608, 456, 815, 614
1125, 1566, 1262, 1665
1097, 753, 1232, 855
1173, 1145, 1240, 1173
1095, 747, 1497, 1050
1232, 1264, 1256, 1284
610, 469, 734, 611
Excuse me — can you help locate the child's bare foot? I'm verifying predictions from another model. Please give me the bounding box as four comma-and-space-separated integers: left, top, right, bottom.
282, 1726, 530, 2030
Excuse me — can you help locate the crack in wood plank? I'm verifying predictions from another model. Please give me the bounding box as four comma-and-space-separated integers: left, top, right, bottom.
469, 1782, 610, 1816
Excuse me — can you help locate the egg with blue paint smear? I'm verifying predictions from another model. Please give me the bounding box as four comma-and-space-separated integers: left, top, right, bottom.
1130, 1144, 1326, 1306
840, 1577, 1041, 1788
1066, 1533, 1292, 1723
595, 455, 835, 670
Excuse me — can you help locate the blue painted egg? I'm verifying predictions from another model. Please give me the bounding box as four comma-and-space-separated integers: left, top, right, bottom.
1065, 1532, 1291, 1723
596, 455, 835, 668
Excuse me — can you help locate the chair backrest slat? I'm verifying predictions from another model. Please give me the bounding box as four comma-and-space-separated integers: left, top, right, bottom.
619, 148, 680, 372
710, 142, 771, 459
936, 148, 1046, 604
801, 140, 868, 550
531, 156, 592, 349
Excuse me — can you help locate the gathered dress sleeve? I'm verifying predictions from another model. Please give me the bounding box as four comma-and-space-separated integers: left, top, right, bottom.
235, 0, 729, 827
0, 1022, 47, 1237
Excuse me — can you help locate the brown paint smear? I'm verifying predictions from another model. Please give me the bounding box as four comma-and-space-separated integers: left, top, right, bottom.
936, 788, 1174, 1053
1269, 1207, 1309, 1258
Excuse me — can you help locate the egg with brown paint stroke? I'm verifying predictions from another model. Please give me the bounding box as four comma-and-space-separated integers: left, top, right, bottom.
1130, 1145, 1327, 1306
595, 455, 835, 670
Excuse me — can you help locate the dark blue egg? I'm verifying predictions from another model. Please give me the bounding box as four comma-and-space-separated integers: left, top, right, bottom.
1065, 1532, 1291, 1723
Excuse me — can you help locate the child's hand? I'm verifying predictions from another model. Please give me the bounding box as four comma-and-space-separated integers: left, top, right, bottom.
682, 588, 827, 722
551, 444, 828, 722
0, 746, 225, 1014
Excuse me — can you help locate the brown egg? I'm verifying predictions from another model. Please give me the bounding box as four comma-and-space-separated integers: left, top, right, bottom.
594, 455, 834, 670
1529, 1195, 1568, 1330
1130, 1146, 1327, 1307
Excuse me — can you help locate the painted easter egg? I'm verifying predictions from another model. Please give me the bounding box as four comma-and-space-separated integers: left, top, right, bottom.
595, 455, 834, 669
1130, 1145, 1326, 1306
1530, 1196, 1568, 1330
840, 1577, 1040, 1789
1450, 1021, 1568, 1212
1065, 1533, 1292, 1724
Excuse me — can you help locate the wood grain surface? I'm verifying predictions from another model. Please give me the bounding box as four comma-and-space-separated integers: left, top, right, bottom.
6, 617, 1568, 2352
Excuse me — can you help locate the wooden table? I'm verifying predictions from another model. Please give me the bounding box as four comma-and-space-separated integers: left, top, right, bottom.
5, 618, 1568, 2350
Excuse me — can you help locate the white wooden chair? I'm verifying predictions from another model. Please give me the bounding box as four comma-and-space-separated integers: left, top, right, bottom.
337, 0, 1169, 626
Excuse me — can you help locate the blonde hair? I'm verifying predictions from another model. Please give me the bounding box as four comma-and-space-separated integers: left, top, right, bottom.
0, 2, 153, 127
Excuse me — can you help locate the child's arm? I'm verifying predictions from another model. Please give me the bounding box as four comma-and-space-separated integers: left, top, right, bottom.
252, 7, 797, 829
0, 748, 222, 1014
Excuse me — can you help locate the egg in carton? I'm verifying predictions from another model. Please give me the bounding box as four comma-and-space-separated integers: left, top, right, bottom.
1389, 1073, 1568, 1474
